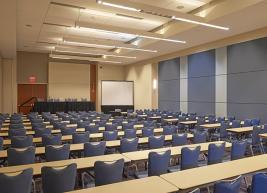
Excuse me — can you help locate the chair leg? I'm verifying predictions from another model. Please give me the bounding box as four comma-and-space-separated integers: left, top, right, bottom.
260, 143, 265, 154
32, 179, 36, 193
243, 176, 249, 188
250, 145, 254, 156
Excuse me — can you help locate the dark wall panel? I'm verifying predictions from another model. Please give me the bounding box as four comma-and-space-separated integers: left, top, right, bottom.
158, 58, 180, 111
227, 37, 267, 122
188, 50, 215, 115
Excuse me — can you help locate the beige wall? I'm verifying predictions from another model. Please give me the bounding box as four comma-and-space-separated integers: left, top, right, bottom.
0, 56, 2, 112
97, 64, 125, 111
17, 51, 48, 83
125, 63, 157, 110
1, 59, 17, 113
48, 62, 90, 100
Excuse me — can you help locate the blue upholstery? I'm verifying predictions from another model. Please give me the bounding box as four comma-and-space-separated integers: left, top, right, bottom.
0, 168, 33, 193
148, 150, 171, 176
42, 134, 62, 146
251, 118, 260, 126
172, 133, 188, 146
181, 146, 200, 170
105, 124, 118, 131
9, 123, 24, 129
7, 146, 35, 166
148, 136, 165, 149
214, 175, 242, 193
85, 125, 99, 133
103, 131, 118, 141
231, 120, 241, 128
60, 127, 76, 136
208, 143, 225, 165
120, 138, 138, 153
41, 163, 77, 193
143, 121, 156, 127
243, 119, 252, 127
193, 131, 207, 144
163, 126, 176, 135
11, 136, 33, 148
142, 127, 154, 137
8, 129, 26, 138
31, 122, 46, 129
124, 129, 137, 139
45, 144, 70, 161
251, 173, 267, 193
84, 141, 106, 157
94, 159, 124, 186
0, 137, 3, 150
34, 128, 51, 137
72, 132, 90, 144
231, 140, 247, 160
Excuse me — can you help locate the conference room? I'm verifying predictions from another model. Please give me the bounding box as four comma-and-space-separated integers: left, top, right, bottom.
0, 0, 267, 193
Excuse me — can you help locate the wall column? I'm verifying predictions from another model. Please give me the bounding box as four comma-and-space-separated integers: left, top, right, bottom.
215, 47, 227, 117
151, 63, 158, 109
180, 56, 188, 113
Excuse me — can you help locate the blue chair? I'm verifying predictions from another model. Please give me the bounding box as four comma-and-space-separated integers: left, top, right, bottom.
9, 124, 24, 130
228, 116, 235, 122
172, 133, 188, 146
142, 127, 154, 137
94, 159, 124, 186
120, 138, 138, 153
143, 121, 156, 127
214, 175, 242, 193
103, 131, 118, 141
251, 118, 260, 126
248, 126, 263, 155
72, 132, 90, 144
105, 124, 118, 131
181, 146, 200, 170
41, 163, 77, 193
0, 137, 3, 150
231, 140, 247, 160
250, 173, 267, 193
45, 144, 70, 161
84, 141, 106, 157
243, 119, 252, 127
211, 122, 229, 141
42, 134, 62, 146
32, 122, 46, 130
163, 126, 176, 135
193, 131, 207, 144
231, 120, 241, 128
85, 125, 99, 133
0, 168, 33, 193
208, 143, 225, 165
77, 121, 90, 128
60, 127, 76, 136
124, 129, 137, 138
7, 146, 36, 166
11, 136, 33, 148
8, 129, 26, 138
122, 123, 135, 130
148, 136, 165, 149
148, 150, 171, 176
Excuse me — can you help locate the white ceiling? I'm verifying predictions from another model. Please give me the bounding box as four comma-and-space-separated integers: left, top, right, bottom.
2, 0, 266, 63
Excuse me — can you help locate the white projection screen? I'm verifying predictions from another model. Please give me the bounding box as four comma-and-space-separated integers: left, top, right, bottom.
101, 81, 134, 106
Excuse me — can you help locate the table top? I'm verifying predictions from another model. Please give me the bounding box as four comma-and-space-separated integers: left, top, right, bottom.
0, 154, 130, 176
164, 118, 179, 122
149, 116, 162, 119
200, 123, 221, 129
179, 121, 197, 125
226, 126, 254, 133
122, 141, 231, 162
66, 176, 178, 193
160, 154, 267, 191
259, 133, 267, 138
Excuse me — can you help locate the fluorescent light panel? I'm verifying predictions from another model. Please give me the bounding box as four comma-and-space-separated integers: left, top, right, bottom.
172, 16, 229, 30
97, 0, 141, 12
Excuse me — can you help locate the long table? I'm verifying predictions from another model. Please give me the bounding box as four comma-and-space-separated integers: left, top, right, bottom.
0, 154, 130, 176
66, 176, 178, 193
160, 154, 267, 193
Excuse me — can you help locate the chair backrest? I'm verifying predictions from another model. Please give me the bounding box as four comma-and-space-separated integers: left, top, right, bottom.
103, 131, 118, 141
172, 133, 188, 146
45, 144, 70, 161
32, 122, 46, 129
8, 129, 26, 138
105, 124, 117, 131
231, 140, 247, 160
243, 119, 252, 127
251, 118, 260, 126
214, 175, 242, 193
120, 138, 138, 153
142, 127, 154, 137
0, 168, 33, 193
0, 137, 4, 150
231, 120, 241, 128
60, 127, 76, 136
34, 128, 51, 137
85, 125, 99, 133
219, 121, 229, 138
11, 135, 33, 148
193, 131, 207, 144
84, 141, 106, 157
148, 135, 165, 149
251, 173, 267, 193
9, 123, 24, 129
181, 146, 200, 170
94, 159, 124, 186
41, 163, 77, 193
208, 143, 225, 165
122, 123, 135, 130
124, 129, 137, 139
252, 126, 261, 145
143, 121, 156, 127
163, 126, 176, 135
42, 134, 62, 146
7, 146, 36, 166
148, 150, 171, 176
72, 132, 90, 144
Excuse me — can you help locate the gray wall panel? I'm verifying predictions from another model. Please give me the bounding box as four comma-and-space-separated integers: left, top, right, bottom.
188, 102, 215, 115
158, 80, 180, 101
159, 101, 180, 112
158, 58, 180, 81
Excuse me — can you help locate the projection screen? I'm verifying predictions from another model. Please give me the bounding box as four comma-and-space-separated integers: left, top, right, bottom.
101, 81, 134, 106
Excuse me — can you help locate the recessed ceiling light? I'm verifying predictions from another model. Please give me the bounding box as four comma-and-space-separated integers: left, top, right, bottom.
25, 24, 32, 27
176, 5, 184, 9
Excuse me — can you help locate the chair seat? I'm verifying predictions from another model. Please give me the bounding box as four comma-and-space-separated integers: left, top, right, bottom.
168, 165, 180, 173
134, 170, 148, 179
